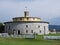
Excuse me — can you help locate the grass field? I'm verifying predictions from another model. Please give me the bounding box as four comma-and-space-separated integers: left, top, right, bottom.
46, 33, 60, 36
0, 34, 60, 45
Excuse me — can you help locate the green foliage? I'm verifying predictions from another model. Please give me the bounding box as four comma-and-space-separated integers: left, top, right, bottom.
0, 23, 3, 27
0, 22, 3, 33
45, 33, 60, 36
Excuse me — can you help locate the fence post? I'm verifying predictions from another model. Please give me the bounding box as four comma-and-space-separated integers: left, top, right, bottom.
34, 32, 36, 39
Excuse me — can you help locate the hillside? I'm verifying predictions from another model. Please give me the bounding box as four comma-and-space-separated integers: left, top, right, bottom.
49, 25, 60, 31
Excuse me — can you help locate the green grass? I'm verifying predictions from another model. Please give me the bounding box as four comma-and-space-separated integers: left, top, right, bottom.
45, 33, 60, 36
0, 35, 60, 45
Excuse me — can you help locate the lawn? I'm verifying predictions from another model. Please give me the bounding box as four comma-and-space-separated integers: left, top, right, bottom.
46, 33, 60, 36
0, 35, 60, 45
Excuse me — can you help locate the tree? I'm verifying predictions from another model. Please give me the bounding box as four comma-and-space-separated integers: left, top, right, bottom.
0, 23, 3, 27
0, 22, 4, 33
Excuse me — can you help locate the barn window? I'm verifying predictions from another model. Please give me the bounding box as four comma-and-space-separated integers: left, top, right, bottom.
26, 30, 28, 33
20, 18, 22, 20
31, 30, 33, 33
38, 25, 40, 28
33, 18, 35, 20
27, 18, 29, 20
40, 30, 41, 33
26, 25, 28, 28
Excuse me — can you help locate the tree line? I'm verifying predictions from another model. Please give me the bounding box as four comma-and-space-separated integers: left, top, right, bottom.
0, 23, 5, 33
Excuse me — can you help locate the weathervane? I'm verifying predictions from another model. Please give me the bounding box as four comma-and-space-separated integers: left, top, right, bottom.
25, 6, 28, 11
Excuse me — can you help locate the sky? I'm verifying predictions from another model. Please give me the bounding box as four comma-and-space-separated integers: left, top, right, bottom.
0, 0, 60, 25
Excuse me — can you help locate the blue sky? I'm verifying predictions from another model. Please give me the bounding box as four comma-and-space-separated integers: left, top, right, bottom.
0, 0, 60, 25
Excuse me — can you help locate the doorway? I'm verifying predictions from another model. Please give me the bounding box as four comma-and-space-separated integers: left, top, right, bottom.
18, 30, 20, 35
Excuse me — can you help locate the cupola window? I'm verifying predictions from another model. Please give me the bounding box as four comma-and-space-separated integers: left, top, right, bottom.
31, 30, 33, 33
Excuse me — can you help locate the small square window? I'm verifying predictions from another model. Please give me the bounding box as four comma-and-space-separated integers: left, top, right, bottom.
26, 30, 28, 33
27, 18, 29, 20
40, 30, 41, 33
31, 30, 33, 33
26, 25, 28, 28
20, 18, 22, 20
33, 18, 35, 20
38, 25, 40, 28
